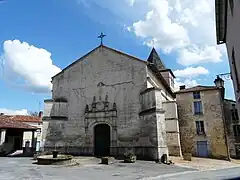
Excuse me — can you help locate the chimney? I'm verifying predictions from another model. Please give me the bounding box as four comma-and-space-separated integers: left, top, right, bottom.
214, 76, 225, 99
179, 85, 186, 90
214, 75, 224, 88
0, 113, 4, 116
38, 111, 43, 118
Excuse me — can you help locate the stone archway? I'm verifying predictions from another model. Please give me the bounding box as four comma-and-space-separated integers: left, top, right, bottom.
94, 124, 110, 157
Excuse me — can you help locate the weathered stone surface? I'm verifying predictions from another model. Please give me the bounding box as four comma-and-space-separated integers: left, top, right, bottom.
224, 99, 240, 159
176, 89, 229, 159
42, 46, 181, 160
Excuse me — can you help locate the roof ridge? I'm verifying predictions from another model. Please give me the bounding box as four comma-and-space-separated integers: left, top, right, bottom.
101, 45, 146, 63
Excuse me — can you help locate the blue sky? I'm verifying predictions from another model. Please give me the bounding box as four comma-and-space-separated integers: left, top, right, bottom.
0, 0, 235, 114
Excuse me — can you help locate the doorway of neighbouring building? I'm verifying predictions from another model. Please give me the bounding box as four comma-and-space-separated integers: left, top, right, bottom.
5, 129, 23, 153
235, 144, 240, 158
196, 141, 208, 157
94, 124, 110, 157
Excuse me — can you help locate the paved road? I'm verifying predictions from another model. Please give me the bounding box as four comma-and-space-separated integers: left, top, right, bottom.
0, 157, 239, 180
145, 167, 240, 180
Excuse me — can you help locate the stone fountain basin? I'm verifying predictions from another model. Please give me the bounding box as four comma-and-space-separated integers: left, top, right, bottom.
37, 155, 73, 165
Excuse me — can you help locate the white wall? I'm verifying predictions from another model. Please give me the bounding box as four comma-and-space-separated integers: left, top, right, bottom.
22, 122, 42, 150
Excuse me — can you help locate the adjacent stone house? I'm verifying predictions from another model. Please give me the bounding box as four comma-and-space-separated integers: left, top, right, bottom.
176, 77, 230, 160
224, 99, 240, 158
42, 45, 182, 160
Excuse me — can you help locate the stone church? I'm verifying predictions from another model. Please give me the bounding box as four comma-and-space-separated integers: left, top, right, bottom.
42, 45, 181, 161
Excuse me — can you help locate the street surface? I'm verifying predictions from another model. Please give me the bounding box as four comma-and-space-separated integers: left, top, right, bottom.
0, 157, 240, 180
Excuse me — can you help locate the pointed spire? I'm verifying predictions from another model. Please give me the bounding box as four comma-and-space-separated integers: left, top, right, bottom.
147, 48, 166, 70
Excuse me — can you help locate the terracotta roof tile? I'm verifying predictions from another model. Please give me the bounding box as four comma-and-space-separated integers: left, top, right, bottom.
0, 116, 38, 130
175, 85, 218, 94
10, 115, 42, 123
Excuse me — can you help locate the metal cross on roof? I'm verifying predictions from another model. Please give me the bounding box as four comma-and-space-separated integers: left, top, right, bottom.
151, 39, 155, 48
98, 32, 106, 45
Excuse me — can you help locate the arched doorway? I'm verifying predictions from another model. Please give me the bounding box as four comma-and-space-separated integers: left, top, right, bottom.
94, 124, 110, 157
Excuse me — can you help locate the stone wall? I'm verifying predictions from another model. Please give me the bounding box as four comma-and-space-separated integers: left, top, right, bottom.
163, 101, 181, 156
43, 46, 160, 159
224, 99, 239, 158
146, 67, 181, 156
139, 88, 169, 160
176, 89, 229, 159
43, 46, 179, 160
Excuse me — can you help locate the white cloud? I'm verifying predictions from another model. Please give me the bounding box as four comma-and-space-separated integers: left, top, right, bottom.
174, 66, 209, 78
128, 0, 226, 65
178, 45, 223, 66
0, 108, 28, 115
131, 0, 189, 53
174, 78, 198, 91
1, 40, 61, 93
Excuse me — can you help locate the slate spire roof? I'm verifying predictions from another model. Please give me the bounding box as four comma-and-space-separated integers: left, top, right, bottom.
147, 48, 166, 70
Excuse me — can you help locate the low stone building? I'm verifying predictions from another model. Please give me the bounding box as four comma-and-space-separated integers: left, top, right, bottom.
10, 113, 43, 151
0, 113, 43, 156
176, 77, 230, 160
42, 45, 182, 160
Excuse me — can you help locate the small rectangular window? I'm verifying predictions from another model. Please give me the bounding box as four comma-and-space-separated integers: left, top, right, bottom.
196, 121, 205, 135
193, 91, 201, 99
232, 109, 236, 120
171, 77, 174, 87
194, 101, 203, 114
231, 104, 239, 121
235, 110, 239, 120
233, 125, 240, 136
235, 144, 240, 157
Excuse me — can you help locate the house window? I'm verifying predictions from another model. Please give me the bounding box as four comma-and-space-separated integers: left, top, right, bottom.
196, 121, 205, 135
233, 125, 240, 136
235, 144, 240, 157
230, 0, 234, 16
170, 77, 174, 87
194, 101, 203, 114
231, 104, 239, 121
193, 91, 201, 99
232, 48, 240, 92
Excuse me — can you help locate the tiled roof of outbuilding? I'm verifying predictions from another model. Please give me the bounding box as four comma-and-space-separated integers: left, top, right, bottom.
175, 85, 219, 94
0, 116, 38, 130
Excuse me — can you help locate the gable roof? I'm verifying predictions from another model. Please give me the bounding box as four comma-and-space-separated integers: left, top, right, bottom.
51, 44, 174, 97
52, 45, 147, 79
0, 116, 38, 130
11, 115, 42, 123
0, 115, 42, 123
175, 85, 219, 94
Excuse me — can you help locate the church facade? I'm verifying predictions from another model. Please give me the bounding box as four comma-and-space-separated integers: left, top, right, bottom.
42, 45, 181, 160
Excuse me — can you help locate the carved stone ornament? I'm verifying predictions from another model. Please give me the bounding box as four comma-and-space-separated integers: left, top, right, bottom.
96, 101, 105, 111
97, 82, 105, 87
